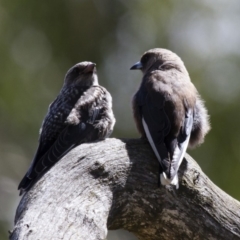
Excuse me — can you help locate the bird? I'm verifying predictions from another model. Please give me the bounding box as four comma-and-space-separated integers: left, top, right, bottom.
18, 61, 116, 195
130, 48, 210, 188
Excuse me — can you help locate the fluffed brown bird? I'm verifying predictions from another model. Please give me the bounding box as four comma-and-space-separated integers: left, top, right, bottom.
130, 48, 210, 188
18, 62, 116, 195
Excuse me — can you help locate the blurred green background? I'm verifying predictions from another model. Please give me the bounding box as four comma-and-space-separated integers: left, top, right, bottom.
0, 0, 240, 239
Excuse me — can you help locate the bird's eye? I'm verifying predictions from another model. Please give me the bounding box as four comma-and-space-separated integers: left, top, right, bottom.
141, 54, 150, 64
160, 64, 173, 71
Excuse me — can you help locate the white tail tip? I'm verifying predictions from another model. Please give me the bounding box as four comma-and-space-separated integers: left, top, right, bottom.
160, 172, 179, 189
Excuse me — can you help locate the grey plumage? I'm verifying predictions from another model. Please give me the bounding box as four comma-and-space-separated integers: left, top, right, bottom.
130, 48, 210, 188
18, 62, 115, 195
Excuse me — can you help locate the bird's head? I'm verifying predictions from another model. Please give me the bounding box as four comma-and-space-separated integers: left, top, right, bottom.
130, 48, 189, 76
64, 61, 98, 86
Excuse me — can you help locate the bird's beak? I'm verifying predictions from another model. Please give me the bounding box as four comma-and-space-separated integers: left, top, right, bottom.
130, 61, 143, 70
84, 63, 96, 73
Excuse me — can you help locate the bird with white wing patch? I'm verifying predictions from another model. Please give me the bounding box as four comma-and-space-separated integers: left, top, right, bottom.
130, 48, 210, 188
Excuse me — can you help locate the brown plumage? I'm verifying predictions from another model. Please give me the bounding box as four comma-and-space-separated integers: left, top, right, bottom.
130, 48, 210, 188
18, 62, 115, 195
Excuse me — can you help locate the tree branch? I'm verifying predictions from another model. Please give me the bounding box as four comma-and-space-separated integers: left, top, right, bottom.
10, 138, 240, 240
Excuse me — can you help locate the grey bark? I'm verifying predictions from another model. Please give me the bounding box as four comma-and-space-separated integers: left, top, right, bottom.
10, 138, 240, 240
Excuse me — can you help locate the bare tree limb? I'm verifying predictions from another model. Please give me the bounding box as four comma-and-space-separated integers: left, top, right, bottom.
10, 138, 240, 240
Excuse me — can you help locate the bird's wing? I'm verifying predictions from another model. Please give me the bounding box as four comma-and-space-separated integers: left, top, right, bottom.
139, 86, 193, 187
18, 86, 106, 193
169, 107, 193, 181
22, 86, 88, 176
18, 122, 99, 194
138, 89, 171, 172
32, 121, 99, 175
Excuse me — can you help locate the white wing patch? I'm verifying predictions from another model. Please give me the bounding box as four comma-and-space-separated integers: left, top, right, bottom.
142, 117, 162, 162
171, 133, 191, 180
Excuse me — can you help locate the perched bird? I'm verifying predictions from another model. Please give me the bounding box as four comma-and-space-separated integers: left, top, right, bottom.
130, 48, 210, 188
18, 62, 115, 195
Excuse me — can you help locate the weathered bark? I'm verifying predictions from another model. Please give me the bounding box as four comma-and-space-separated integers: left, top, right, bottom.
10, 138, 240, 240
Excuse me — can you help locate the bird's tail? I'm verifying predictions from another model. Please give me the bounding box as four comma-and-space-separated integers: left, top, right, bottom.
160, 172, 179, 189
